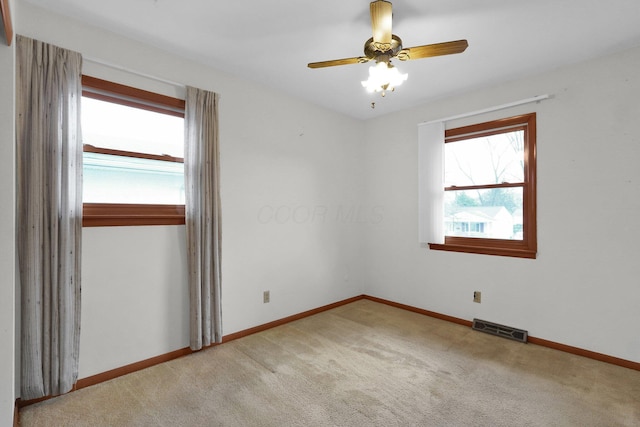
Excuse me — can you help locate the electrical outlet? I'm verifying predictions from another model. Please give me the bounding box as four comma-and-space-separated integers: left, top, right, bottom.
263, 290, 270, 303
473, 291, 481, 303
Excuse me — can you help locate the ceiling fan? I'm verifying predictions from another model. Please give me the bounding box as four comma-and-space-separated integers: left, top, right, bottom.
308, 0, 468, 95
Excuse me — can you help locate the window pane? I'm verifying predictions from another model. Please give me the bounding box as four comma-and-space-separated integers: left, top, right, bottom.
444, 188, 523, 240
82, 97, 184, 158
83, 152, 184, 204
445, 129, 524, 187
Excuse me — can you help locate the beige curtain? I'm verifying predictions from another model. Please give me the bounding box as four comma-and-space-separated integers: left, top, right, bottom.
184, 86, 222, 350
16, 36, 83, 400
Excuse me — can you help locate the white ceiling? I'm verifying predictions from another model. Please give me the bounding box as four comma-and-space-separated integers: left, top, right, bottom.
22, 0, 640, 120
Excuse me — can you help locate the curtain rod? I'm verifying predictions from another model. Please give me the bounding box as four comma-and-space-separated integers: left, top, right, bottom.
419, 94, 550, 126
83, 56, 186, 89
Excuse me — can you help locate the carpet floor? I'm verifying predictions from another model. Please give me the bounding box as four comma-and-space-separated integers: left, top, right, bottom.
19, 299, 640, 426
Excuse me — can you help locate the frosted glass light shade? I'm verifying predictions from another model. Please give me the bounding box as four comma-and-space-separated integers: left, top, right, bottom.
361, 61, 408, 94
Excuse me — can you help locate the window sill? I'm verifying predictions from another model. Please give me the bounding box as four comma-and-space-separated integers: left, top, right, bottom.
83, 203, 185, 227
428, 242, 536, 259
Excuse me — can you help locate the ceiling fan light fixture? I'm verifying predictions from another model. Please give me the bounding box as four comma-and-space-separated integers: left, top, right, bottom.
307, 1, 468, 99
361, 60, 408, 95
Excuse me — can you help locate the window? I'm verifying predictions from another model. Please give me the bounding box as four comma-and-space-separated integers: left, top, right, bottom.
81, 76, 186, 226
429, 113, 537, 258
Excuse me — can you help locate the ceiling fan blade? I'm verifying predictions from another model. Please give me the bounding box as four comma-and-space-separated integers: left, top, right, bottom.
370, 0, 392, 46
307, 57, 367, 69
399, 40, 469, 61
398, 40, 469, 61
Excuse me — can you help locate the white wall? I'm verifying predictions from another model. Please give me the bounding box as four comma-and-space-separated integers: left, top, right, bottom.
80, 226, 190, 378
363, 45, 640, 363
0, 1, 15, 423
15, 1, 366, 381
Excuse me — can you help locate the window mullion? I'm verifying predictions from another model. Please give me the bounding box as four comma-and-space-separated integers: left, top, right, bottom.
445, 182, 524, 192
83, 144, 184, 163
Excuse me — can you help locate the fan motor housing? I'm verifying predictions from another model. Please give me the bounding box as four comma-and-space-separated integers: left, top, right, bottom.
364, 35, 403, 59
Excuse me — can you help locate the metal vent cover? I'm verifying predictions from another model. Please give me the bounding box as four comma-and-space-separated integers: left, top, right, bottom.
472, 318, 528, 343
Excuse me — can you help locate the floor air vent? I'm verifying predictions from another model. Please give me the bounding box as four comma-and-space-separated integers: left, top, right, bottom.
472, 319, 528, 343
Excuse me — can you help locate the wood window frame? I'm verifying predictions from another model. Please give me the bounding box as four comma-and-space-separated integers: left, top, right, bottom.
429, 113, 537, 259
83, 203, 185, 227
1, 0, 13, 46
81, 75, 186, 227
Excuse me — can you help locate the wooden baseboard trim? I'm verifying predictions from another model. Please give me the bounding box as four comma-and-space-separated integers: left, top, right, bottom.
527, 336, 640, 371
363, 295, 473, 327
74, 346, 194, 391
16, 394, 53, 409
363, 295, 639, 371
16, 293, 638, 411
222, 295, 366, 343
71, 296, 365, 392
17, 346, 194, 408
17, 295, 366, 409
